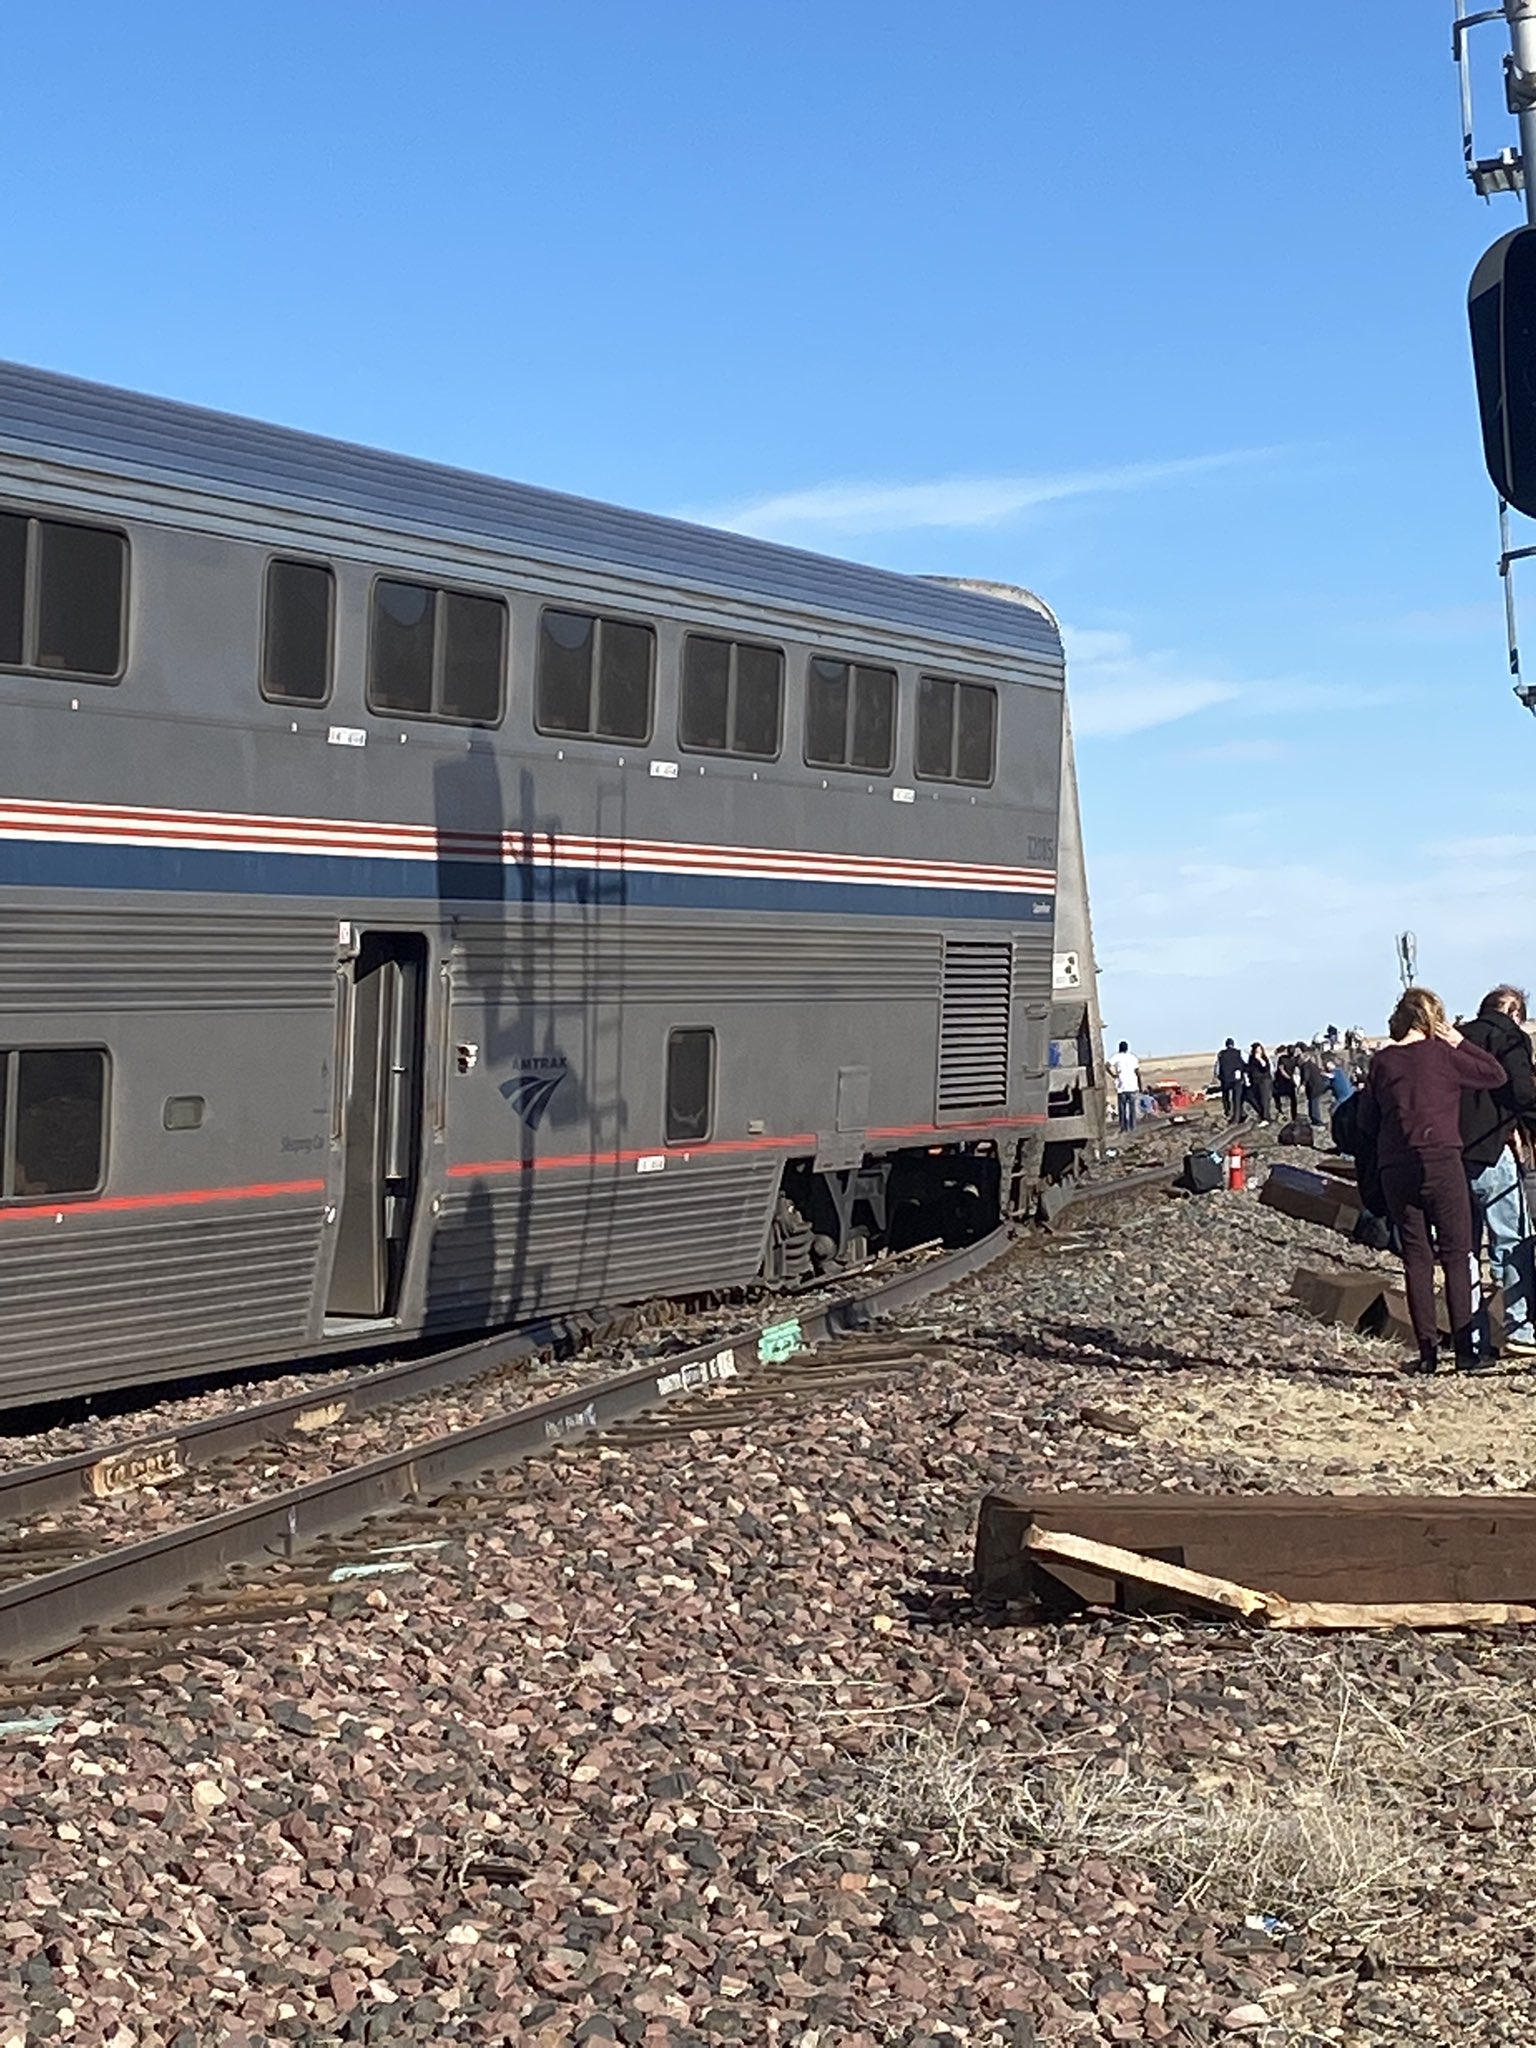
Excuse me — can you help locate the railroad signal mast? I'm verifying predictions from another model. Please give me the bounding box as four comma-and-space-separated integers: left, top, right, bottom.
1458, 1, 1536, 706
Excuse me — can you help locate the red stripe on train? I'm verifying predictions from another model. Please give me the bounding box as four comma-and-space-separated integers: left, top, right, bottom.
0, 1177, 328, 1221
0, 1121, 1054, 1213
447, 1117, 1049, 1179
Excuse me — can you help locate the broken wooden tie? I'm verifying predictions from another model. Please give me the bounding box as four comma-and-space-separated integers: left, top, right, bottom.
978, 1493, 1536, 1631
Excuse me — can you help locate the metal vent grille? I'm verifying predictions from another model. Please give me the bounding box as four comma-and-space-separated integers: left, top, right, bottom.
938, 941, 1012, 1115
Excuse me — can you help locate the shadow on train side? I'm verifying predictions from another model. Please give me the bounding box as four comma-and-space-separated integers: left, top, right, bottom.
425, 734, 619, 1336
0, 744, 627, 1437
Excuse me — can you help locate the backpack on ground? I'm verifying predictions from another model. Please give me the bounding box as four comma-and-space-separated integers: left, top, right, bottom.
1278, 1118, 1315, 1147
1181, 1148, 1225, 1194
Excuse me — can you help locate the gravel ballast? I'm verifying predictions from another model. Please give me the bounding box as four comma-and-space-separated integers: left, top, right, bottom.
5, 1141, 1536, 2046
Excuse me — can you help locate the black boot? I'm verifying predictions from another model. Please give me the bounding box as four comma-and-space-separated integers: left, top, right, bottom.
1454, 1323, 1494, 1374
1405, 1340, 1438, 1375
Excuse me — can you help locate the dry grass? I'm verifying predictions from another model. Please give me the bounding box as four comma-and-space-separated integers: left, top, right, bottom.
823, 1639, 1536, 1934
843, 1721, 1414, 1929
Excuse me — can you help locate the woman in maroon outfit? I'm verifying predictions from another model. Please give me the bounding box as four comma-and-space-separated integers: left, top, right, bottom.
1357, 987, 1507, 1372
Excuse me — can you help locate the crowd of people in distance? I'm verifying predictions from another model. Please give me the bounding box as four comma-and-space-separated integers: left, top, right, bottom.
1103, 1031, 1360, 1138
1212, 1037, 1356, 1132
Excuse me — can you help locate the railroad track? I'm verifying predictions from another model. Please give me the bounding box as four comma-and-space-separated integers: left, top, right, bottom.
0, 1140, 1220, 1699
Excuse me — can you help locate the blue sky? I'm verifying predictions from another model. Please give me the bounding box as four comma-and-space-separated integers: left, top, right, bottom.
4, 2, 1528, 1050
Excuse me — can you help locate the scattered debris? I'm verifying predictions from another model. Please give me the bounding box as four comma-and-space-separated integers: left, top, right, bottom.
1289, 1266, 1390, 1333
0, 1709, 64, 1738
1290, 1265, 1507, 1348
1260, 1163, 1361, 1234
1021, 1520, 1536, 1630
1023, 1522, 1273, 1620
1078, 1403, 1142, 1437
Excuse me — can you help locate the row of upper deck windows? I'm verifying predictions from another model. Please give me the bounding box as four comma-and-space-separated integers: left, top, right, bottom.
0, 510, 1000, 786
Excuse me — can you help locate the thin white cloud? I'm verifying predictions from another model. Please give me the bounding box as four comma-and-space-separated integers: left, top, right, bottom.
1271, 679, 1402, 713
1072, 678, 1238, 737
1186, 737, 1292, 764
1061, 623, 1244, 738
687, 449, 1266, 541
1060, 623, 1401, 742
1422, 832, 1536, 862
1383, 602, 1502, 640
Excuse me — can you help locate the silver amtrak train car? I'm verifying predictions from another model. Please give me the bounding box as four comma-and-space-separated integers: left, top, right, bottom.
0, 363, 1103, 1407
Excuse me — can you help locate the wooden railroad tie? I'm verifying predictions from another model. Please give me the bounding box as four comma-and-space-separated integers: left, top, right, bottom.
977, 1493, 1536, 1632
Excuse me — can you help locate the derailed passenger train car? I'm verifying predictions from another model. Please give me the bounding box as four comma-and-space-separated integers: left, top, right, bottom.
0, 363, 1102, 1405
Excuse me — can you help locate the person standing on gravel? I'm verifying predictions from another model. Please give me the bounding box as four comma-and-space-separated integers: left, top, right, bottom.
1107, 1040, 1142, 1133
1215, 1039, 1246, 1123
1273, 1047, 1300, 1124
1355, 987, 1507, 1374
1459, 984, 1536, 1360
1300, 1050, 1330, 1129
1245, 1043, 1275, 1124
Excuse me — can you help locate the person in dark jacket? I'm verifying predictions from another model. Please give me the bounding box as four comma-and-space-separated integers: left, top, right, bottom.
1215, 1039, 1246, 1122
1356, 986, 1507, 1373
1459, 983, 1536, 1358
1300, 1051, 1330, 1128
1245, 1043, 1274, 1124
1273, 1047, 1300, 1124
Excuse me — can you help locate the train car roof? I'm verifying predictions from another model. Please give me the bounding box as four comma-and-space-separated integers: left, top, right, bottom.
0, 359, 1062, 680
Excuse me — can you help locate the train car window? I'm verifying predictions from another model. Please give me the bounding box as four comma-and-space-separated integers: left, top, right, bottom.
955, 682, 997, 783
37, 523, 127, 678
261, 558, 334, 705
680, 634, 783, 759
536, 607, 654, 742
440, 591, 505, 722
736, 643, 784, 756
0, 514, 25, 666
598, 620, 653, 740
917, 675, 997, 785
681, 634, 730, 750
0, 512, 125, 681
852, 664, 896, 770
1, 1048, 107, 1199
804, 657, 895, 773
536, 610, 594, 734
665, 1028, 715, 1144
915, 677, 955, 779
371, 580, 437, 715
368, 579, 506, 724
805, 657, 848, 765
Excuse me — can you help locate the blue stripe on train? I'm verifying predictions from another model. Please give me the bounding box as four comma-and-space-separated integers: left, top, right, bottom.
0, 838, 1055, 922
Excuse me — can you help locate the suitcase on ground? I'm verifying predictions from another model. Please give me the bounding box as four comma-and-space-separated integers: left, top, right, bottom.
1277, 1118, 1315, 1147
1181, 1149, 1225, 1194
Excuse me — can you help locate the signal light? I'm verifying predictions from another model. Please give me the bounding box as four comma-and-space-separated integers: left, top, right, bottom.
1469, 227, 1536, 518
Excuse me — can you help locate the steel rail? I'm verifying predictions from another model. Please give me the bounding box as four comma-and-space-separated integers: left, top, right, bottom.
0, 1243, 959, 1526
0, 1225, 1016, 1670
0, 1116, 1226, 1529
0, 1133, 1222, 1672
0, 1308, 612, 1524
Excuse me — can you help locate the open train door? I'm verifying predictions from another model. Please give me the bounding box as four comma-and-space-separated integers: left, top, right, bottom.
327, 930, 428, 1324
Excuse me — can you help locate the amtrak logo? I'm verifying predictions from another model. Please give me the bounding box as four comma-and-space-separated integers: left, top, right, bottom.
500, 1056, 569, 1130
